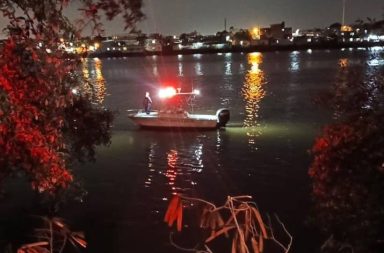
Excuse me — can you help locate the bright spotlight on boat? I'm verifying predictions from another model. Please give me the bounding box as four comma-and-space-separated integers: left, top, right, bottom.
193, 89, 200, 95
71, 88, 79, 95
158, 87, 177, 99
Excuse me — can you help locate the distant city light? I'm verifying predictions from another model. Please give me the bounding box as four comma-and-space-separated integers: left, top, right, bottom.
193, 42, 203, 49
47, 18, 383, 58
367, 34, 380, 42
293, 29, 300, 37
251, 27, 261, 40
341, 25, 352, 32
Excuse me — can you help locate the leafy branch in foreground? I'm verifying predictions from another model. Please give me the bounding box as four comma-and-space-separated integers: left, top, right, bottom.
0, 0, 143, 194
164, 195, 292, 253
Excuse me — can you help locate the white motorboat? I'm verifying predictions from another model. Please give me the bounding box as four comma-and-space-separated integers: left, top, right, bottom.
128, 87, 230, 129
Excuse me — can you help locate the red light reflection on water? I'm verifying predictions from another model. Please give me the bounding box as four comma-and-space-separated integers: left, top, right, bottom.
165, 149, 179, 195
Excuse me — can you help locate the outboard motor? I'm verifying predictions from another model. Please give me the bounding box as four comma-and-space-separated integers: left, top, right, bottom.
216, 108, 230, 128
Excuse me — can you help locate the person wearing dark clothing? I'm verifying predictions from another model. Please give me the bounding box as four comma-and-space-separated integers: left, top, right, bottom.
143, 92, 152, 114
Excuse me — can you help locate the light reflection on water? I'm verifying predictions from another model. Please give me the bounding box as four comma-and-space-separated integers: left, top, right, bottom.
81, 58, 106, 104
338, 58, 349, 68
152, 65, 159, 76
289, 51, 300, 72
194, 62, 203, 76
334, 50, 384, 117
178, 62, 183, 77
242, 52, 266, 149
71, 48, 384, 253
143, 137, 207, 200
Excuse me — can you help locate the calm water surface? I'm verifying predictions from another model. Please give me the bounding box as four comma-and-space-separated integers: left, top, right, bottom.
48, 48, 384, 252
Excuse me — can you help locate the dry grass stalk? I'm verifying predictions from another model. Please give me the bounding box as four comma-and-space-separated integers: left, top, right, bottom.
17, 217, 87, 253
164, 195, 292, 253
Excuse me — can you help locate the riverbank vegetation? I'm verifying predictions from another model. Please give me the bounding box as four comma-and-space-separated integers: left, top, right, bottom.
309, 51, 384, 253
0, 0, 143, 251
164, 195, 292, 253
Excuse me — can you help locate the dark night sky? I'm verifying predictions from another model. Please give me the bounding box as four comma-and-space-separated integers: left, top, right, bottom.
0, 0, 383, 37
137, 0, 383, 34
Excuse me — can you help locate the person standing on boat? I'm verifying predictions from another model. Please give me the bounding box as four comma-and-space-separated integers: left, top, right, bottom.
143, 91, 152, 114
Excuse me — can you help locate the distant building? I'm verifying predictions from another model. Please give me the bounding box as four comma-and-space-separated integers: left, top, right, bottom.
144, 38, 162, 52
293, 28, 325, 44
370, 20, 384, 41
91, 32, 146, 53
260, 22, 292, 45
231, 29, 251, 47
97, 39, 144, 54
200, 35, 230, 49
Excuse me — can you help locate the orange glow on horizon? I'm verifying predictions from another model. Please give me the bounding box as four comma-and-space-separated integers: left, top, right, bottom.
251, 27, 261, 40
341, 25, 353, 32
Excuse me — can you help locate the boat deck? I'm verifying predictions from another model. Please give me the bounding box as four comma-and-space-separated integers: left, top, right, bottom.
128, 110, 219, 129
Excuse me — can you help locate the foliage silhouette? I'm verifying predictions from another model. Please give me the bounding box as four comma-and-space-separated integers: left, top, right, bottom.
0, 0, 143, 194
309, 52, 384, 253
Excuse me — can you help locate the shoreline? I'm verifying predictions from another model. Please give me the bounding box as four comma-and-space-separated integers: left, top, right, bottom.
87, 41, 384, 58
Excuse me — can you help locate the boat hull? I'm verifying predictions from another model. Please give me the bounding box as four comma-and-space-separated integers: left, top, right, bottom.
128, 112, 219, 129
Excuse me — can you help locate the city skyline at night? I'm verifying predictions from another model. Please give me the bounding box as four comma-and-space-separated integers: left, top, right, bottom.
0, 0, 383, 38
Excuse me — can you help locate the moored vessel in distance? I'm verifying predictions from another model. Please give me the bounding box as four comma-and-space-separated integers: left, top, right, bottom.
128, 87, 230, 129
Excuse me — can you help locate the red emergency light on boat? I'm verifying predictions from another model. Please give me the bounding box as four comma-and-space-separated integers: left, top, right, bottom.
158, 87, 177, 99
158, 87, 200, 99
